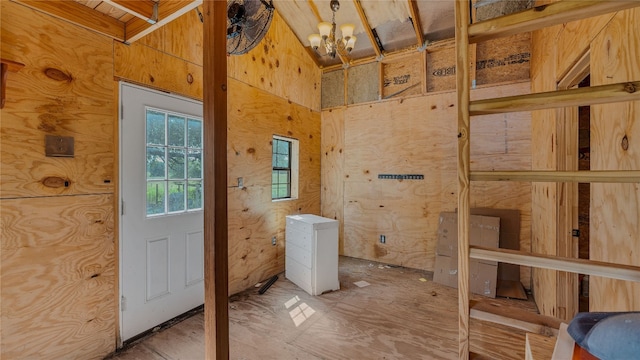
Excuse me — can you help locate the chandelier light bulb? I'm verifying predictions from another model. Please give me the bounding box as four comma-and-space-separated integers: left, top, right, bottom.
340, 23, 355, 41
308, 34, 321, 50
346, 35, 356, 52
318, 22, 332, 39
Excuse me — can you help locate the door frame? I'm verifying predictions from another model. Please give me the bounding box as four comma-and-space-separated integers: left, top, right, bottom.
117, 81, 204, 346
555, 50, 590, 321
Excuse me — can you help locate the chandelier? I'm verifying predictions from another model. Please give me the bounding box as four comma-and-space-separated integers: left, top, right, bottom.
308, 0, 356, 59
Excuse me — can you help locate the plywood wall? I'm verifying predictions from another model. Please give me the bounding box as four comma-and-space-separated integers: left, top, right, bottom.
1, 2, 321, 359
226, 77, 321, 293
1, 2, 115, 359
228, 11, 322, 111
589, 6, 640, 312
321, 82, 532, 286
113, 2, 323, 296
530, 4, 640, 316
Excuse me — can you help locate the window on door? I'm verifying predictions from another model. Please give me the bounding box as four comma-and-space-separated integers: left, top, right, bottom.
146, 108, 203, 216
272, 135, 299, 200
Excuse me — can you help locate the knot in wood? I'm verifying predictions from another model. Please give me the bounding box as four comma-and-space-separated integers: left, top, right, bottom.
622, 135, 629, 151
44, 68, 72, 82
624, 83, 637, 93
186, 73, 194, 84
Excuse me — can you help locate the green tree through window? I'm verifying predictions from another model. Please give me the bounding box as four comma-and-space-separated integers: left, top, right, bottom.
146, 108, 203, 216
272, 137, 292, 199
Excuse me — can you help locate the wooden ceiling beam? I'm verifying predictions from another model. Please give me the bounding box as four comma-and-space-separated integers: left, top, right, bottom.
11, 0, 125, 41
469, 0, 640, 44
124, 0, 202, 43
353, 0, 382, 59
102, 0, 158, 24
407, 0, 425, 48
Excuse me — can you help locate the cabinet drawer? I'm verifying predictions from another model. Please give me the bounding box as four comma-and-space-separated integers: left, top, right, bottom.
286, 217, 313, 232
285, 256, 312, 293
286, 242, 312, 268
285, 227, 313, 252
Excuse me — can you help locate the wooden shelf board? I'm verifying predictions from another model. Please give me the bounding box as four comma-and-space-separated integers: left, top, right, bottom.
469, 81, 640, 116
468, 1, 640, 44
470, 170, 640, 183
470, 246, 640, 282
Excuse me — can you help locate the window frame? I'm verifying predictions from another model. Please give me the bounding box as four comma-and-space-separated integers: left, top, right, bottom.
145, 107, 204, 217
271, 135, 299, 201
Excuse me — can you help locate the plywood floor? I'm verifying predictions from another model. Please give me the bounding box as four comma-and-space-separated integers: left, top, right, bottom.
110, 256, 537, 360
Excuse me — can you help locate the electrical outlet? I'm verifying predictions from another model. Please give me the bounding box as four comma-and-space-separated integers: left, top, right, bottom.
272, 236, 277, 246
380, 235, 386, 244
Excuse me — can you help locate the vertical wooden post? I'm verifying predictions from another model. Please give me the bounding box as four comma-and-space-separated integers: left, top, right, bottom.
455, 0, 471, 359
203, 1, 229, 359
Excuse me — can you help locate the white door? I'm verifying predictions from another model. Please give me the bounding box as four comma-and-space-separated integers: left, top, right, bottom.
119, 83, 204, 341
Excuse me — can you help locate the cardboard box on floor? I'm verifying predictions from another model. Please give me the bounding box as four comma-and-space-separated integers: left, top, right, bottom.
470, 208, 527, 299
433, 212, 500, 298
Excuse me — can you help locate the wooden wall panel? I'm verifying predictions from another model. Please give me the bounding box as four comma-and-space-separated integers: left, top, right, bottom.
1, 195, 115, 360
530, 20, 562, 317
114, 41, 203, 100
321, 108, 345, 253
589, 7, 640, 312
163, 7, 203, 66
0, 1, 114, 199
324, 83, 532, 278
227, 12, 322, 111
1, 2, 116, 359
226, 77, 321, 294
531, 4, 640, 317
555, 12, 616, 82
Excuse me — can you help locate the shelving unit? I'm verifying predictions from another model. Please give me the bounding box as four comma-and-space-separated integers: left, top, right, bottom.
454, 1, 640, 358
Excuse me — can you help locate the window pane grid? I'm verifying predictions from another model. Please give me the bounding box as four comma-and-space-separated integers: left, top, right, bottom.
146, 107, 203, 216
272, 137, 292, 200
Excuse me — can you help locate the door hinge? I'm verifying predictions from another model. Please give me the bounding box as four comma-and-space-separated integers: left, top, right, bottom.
572, 229, 580, 237
121, 296, 127, 311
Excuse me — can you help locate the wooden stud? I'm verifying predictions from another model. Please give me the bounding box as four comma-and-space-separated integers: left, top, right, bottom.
10, 0, 125, 41
454, 0, 471, 359
469, 81, 640, 115
203, 0, 229, 359
407, 0, 425, 48
470, 246, 640, 283
124, 0, 202, 43
470, 170, 640, 183
378, 61, 384, 101
353, 0, 382, 59
468, 0, 640, 44
421, 50, 427, 94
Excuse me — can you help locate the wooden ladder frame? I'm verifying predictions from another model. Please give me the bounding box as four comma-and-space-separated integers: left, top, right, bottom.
454, 1, 640, 358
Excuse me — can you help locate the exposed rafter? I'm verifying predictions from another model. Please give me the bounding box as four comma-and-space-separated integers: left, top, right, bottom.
102, 0, 158, 24
124, 0, 202, 43
353, 0, 382, 59
11, 0, 201, 44
12, 0, 126, 41
407, 0, 425, 48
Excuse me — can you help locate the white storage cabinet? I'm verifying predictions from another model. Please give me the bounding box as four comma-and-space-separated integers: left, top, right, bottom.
285, 214, 340, 295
